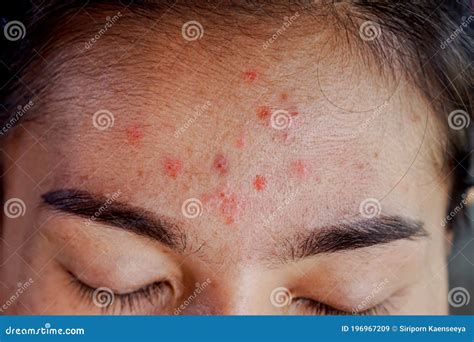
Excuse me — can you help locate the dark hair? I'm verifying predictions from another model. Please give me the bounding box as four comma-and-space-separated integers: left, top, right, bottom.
0, 0, 473, 228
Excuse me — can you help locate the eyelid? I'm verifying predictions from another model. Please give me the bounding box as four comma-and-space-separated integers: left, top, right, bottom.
293, 297, 391, 316
67, 271, 173, 314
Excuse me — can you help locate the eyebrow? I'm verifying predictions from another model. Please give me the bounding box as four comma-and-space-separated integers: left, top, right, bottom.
41, 189, 187, 251
282, 216, 428, 262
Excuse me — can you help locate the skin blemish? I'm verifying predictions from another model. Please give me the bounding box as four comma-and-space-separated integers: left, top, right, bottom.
253, 175, 266, 191
126, 124, 144, 144
202, 187, 243, 225
290, 160, 309, 179
161, 156, 183, 179
280, 92, 289, 101
235, 135, 246, 149
242, 70, 258, 83
256, 106, 271, 123
213, 153, 229, 175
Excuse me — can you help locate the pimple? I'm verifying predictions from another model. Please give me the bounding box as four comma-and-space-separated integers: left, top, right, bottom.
280, 92, 289, 101
202, 187, 244, 225
126, 124, 144, 144
253, 175, 266, 191
213, 153, 229, 175
256, 105, 271, 122
290, 160, 309, 179
161, 156, 183, 179
242, 70, 259, 83
235, 135, 246, 149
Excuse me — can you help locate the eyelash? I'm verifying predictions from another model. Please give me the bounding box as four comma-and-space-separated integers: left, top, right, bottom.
68, 272, 169, 314
296, 298, 390, 316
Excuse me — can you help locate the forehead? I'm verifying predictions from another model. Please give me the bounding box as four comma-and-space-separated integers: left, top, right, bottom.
13, 8, 444, 236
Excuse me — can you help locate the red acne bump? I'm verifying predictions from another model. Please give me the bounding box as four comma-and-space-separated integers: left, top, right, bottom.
242, 70, 258, 83
162, 157, 183, 179
257, 106, 271, 122
254, 175, 266, 191
213, 154, 229, 175
291, 160, 309, 179
235, 135, 246, 149
290, 110, 299, 117
202, 187, 243, 225
126, 124, 144, 144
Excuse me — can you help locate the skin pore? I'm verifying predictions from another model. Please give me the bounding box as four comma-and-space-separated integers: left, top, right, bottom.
0, 4, 452, 315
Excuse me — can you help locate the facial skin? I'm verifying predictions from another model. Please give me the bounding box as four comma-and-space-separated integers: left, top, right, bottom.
0, 6, 451, 315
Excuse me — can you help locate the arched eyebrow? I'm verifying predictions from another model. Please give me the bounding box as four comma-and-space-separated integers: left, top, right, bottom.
278, 216, 428, 263
41, 188, 188, 251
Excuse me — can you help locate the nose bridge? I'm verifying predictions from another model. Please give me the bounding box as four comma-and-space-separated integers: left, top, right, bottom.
180, 267, 277, 315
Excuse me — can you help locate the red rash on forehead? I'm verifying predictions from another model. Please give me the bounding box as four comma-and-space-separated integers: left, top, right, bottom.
256, 106, 271, 122
253, 175, 266, 191
290, 160, 309, 179
213, 154, 229, 175
235, 135, 246, 149
202, 187, 243, 225
126, 124, 144, 144
161, 156, 183, 179
242, 70, 258, 83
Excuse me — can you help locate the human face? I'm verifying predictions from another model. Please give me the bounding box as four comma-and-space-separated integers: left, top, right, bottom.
0, 8, 450, 315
